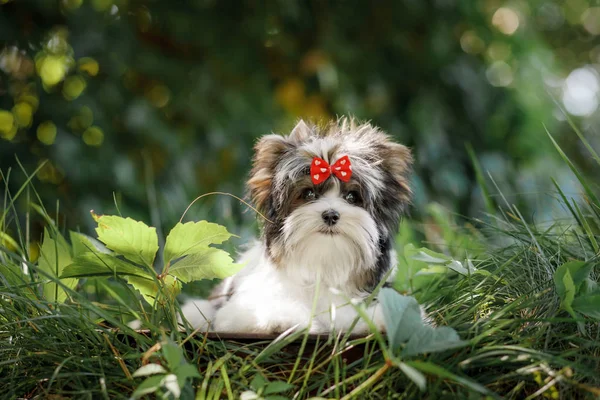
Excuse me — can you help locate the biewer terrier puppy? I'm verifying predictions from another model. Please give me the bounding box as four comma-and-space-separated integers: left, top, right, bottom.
182, 118, 412, 334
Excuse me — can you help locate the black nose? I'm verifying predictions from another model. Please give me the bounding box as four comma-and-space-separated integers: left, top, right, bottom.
321, 209, 340, 226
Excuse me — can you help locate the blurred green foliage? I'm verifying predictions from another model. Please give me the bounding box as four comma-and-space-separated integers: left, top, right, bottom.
1, 0, 599, 241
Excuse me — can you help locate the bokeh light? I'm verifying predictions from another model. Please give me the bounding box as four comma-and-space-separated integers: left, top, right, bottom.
562, 67, 600, 116
62, 75, 87, 101
82, 126, 104, 146
492, 7, 520, 35
582, 7, 600, 35
486, 61, 514, 87
37, 121, 57, 145
0, 110, 15, 140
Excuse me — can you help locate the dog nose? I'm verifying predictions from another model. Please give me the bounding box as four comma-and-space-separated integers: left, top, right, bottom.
321, 209, 340, 226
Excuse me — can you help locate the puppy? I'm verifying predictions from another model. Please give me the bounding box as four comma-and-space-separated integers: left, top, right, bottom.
183, 118, 412, 334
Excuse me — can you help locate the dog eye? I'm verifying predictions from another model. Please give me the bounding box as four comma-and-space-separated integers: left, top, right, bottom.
344, 191, 360, 204
302, 188, 316, 201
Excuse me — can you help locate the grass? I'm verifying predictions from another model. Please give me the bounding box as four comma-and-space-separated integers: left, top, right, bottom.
1, 136, 600, 399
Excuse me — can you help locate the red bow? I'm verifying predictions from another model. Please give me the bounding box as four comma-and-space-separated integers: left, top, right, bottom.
310, 155, 352, 185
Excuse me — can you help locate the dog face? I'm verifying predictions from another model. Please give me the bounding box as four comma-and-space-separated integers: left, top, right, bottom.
248, 118, 413, 291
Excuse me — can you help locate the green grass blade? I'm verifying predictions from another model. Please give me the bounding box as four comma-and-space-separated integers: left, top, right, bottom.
466, 142, 495, 215
545, 126, 600, 215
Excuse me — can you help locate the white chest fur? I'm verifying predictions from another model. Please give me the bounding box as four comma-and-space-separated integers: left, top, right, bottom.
210, 243, 384, 334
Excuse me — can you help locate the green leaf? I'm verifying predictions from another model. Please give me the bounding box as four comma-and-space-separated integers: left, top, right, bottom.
164, 221, 233, 264
61, 252, 153, 280
94, 214, 158, 266
264, 381, 294, 395
396, 361, 427, 391
402, 326, 466, 357
127, 274, 181, 306
414, 266, 448, 276
173, 363, 200, 380
131, 375, 164, 399
169, 248, 243, 283
466, 142, 495, 215
580, 278, 598, 295
554, 261, 593, 299
132, 363, 168, 377
560, 269, 576, 316
162, 339, 184, 370
411, 249, 451, 264
446, 260, 471, 275
38, 228, 78, 303
572, 293, 600, 319
69, 231, 107, 257
250, 374, 267, 391
379, 288, 423, 351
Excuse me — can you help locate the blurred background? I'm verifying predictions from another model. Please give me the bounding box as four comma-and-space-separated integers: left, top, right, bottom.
1, 0, 599, 244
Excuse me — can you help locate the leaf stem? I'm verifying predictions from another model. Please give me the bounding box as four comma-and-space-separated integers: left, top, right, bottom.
179, 192, 273, 224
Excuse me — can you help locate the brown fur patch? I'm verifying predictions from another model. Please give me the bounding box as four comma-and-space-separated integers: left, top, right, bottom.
247, 134, 292, 214
380, 141, 413, 204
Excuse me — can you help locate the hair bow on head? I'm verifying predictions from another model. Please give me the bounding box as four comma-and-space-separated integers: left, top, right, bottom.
310, 155, 352, 185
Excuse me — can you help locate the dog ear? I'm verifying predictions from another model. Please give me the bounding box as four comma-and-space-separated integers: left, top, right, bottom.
288, 119, 313, 143
248, 134, 292, 213
382, 141, 413, 206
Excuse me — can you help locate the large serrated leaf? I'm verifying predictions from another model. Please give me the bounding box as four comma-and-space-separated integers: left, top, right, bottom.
69, 231, 109, 257
94, 215, 158, 267
38, 228, 78, 303
168, 247, 243, 283
163, 221, 233, 264
61, 252, 153, 280
380, 288, 423, 351
127, 274, 181, 306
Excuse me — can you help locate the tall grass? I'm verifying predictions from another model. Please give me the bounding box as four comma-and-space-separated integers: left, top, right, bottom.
1, 133, 599, 399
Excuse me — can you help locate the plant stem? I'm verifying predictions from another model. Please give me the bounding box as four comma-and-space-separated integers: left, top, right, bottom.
340, 360, 391, 400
